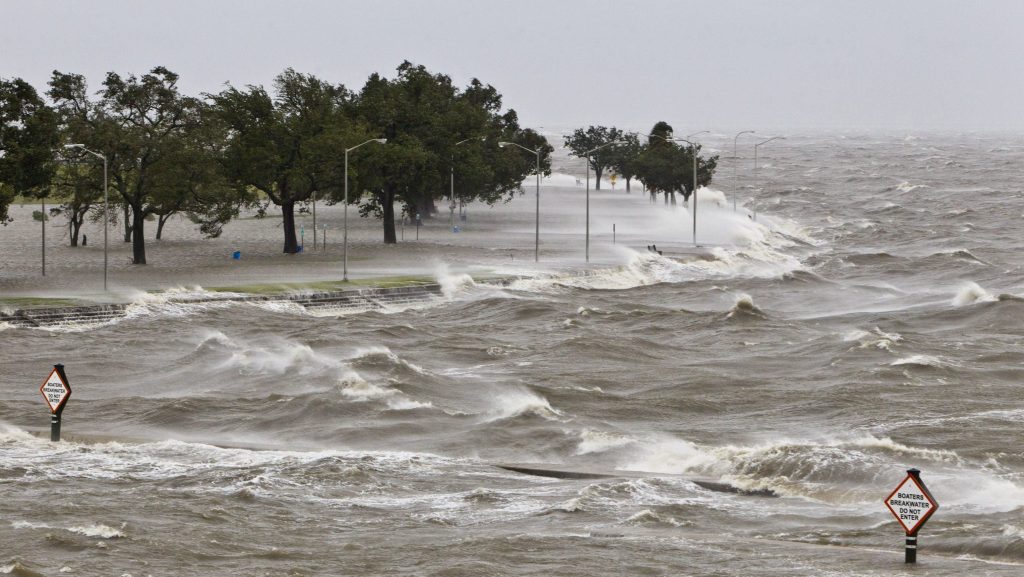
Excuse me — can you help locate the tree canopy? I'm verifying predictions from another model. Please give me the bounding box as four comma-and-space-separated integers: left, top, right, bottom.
5, 65, 741, 272
606, 132, 641, 192
349, 61, 551, 244
633, 122, 719, 204
563, 125, 625, 190
211, 68, 357, 253
48, 67, 241, 264
0, 77, 59, 224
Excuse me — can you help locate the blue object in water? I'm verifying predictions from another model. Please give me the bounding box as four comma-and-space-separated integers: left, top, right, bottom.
232, 251, 241, 260
452, 226, 461, 233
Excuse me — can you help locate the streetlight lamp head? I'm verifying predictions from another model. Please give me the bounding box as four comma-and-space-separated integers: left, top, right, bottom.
498, 142, 509, 148
375, 138, 387, 144
64, 144, 84, 149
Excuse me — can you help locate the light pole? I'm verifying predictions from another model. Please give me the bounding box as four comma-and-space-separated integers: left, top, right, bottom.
753, 136, 785, 221
451, 136, 485, 230
733, 131, 755, 212
583, 140, 626, 262
343, 138, 387, 281
686, 131, 709, 246
311, 190, 317, 251
63, 144, 108, 291
498, 141, 542, 262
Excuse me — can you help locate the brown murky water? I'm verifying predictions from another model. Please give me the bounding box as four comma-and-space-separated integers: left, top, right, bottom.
3, 132, 1024, 576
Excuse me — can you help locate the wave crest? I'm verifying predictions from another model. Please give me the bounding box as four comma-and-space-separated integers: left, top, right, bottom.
726, 293, 766, 319
953, 281, 997, 306
484, 389, 563, 422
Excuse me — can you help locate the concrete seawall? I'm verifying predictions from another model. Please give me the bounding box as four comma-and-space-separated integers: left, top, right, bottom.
0, 283, 454, 328
0, 250, 713, 329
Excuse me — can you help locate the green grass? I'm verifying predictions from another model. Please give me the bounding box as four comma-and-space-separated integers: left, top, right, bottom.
206, 275, 436, 295
0, 297, 86, 310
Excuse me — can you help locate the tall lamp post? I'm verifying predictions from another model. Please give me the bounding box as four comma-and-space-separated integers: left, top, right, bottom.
686, 131, 709, 246
450, 136, 485, 229
733, 130, 755, 212
343, 138, 387, 281
63, 144, 108, 291
753, 136, 785, 221
498, 141, 542, 262
583, 140, 626, 262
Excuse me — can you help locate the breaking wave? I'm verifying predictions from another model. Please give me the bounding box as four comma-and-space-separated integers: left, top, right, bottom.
889, 354, 961, 368
953, 281, 998, 306
616, 434, 985, 503
484, 389, 563, 422
726, 293, 766, 319
575, 430, 637, 455
843, 327, 903, 351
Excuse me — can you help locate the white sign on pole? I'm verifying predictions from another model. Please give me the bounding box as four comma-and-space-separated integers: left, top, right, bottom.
39, 367, 71, 414
884, 473, 938, 534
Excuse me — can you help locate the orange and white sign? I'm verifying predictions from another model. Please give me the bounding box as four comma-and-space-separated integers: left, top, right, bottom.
39, 367, 71, 414
884, 473, 938, 535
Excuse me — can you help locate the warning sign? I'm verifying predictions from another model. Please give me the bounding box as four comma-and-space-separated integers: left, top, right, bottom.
884, 472, 938, 535
39, 367, 71, 414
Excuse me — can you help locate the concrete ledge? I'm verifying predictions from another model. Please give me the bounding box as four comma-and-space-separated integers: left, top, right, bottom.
0, 282, 450, 328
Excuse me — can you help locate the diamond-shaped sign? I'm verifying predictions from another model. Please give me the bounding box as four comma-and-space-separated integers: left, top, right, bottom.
39, 367, 71, 414
884, 472, 939, 535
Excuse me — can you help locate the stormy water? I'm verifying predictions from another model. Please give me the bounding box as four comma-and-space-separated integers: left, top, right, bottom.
3, 132, 1024, 576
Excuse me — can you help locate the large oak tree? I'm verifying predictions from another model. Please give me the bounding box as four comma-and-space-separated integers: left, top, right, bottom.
635, 122, 718, 204
212, 69, 361, 253
350, 62, 551, 244
564, 125, 625, 190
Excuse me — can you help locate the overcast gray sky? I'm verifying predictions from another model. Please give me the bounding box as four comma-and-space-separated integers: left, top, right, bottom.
3, 0, 1023, 132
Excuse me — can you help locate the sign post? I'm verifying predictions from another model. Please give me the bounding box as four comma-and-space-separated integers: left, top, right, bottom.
40, 364, 72, 441
884, 468, 939, 564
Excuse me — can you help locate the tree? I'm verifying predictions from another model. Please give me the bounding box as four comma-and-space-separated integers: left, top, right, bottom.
635, 121, 718, 204
148, 107, 246, 240
0, 77, 58, 225
351, 62, 550, 244
564, 125, 625, 190
49, 160, 103, 246
56, 66, 226, 264
47, 72, 106, 246
607, 132, 641, 193
441, 80, 552, 214
211, 68, 359, 253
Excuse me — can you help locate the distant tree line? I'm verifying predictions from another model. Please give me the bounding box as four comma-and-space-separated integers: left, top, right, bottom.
0, 62, 552, 264
564, 122, 718, 204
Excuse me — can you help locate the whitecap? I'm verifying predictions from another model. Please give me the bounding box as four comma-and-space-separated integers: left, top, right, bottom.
68, 523, 125, 539
952, 281, 997, 306
890, 354, 960, 368
844, 327, 902, 351
338, 374, 393, 402
624, 509, 687, 527
726, 293, 765, 319
620, 438, 719, 475
1002, 524, 1024, 540
895, 181, 928, 193
435, 262, 477, 299
484, 389, 563, 421
575, 430, 636, 455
